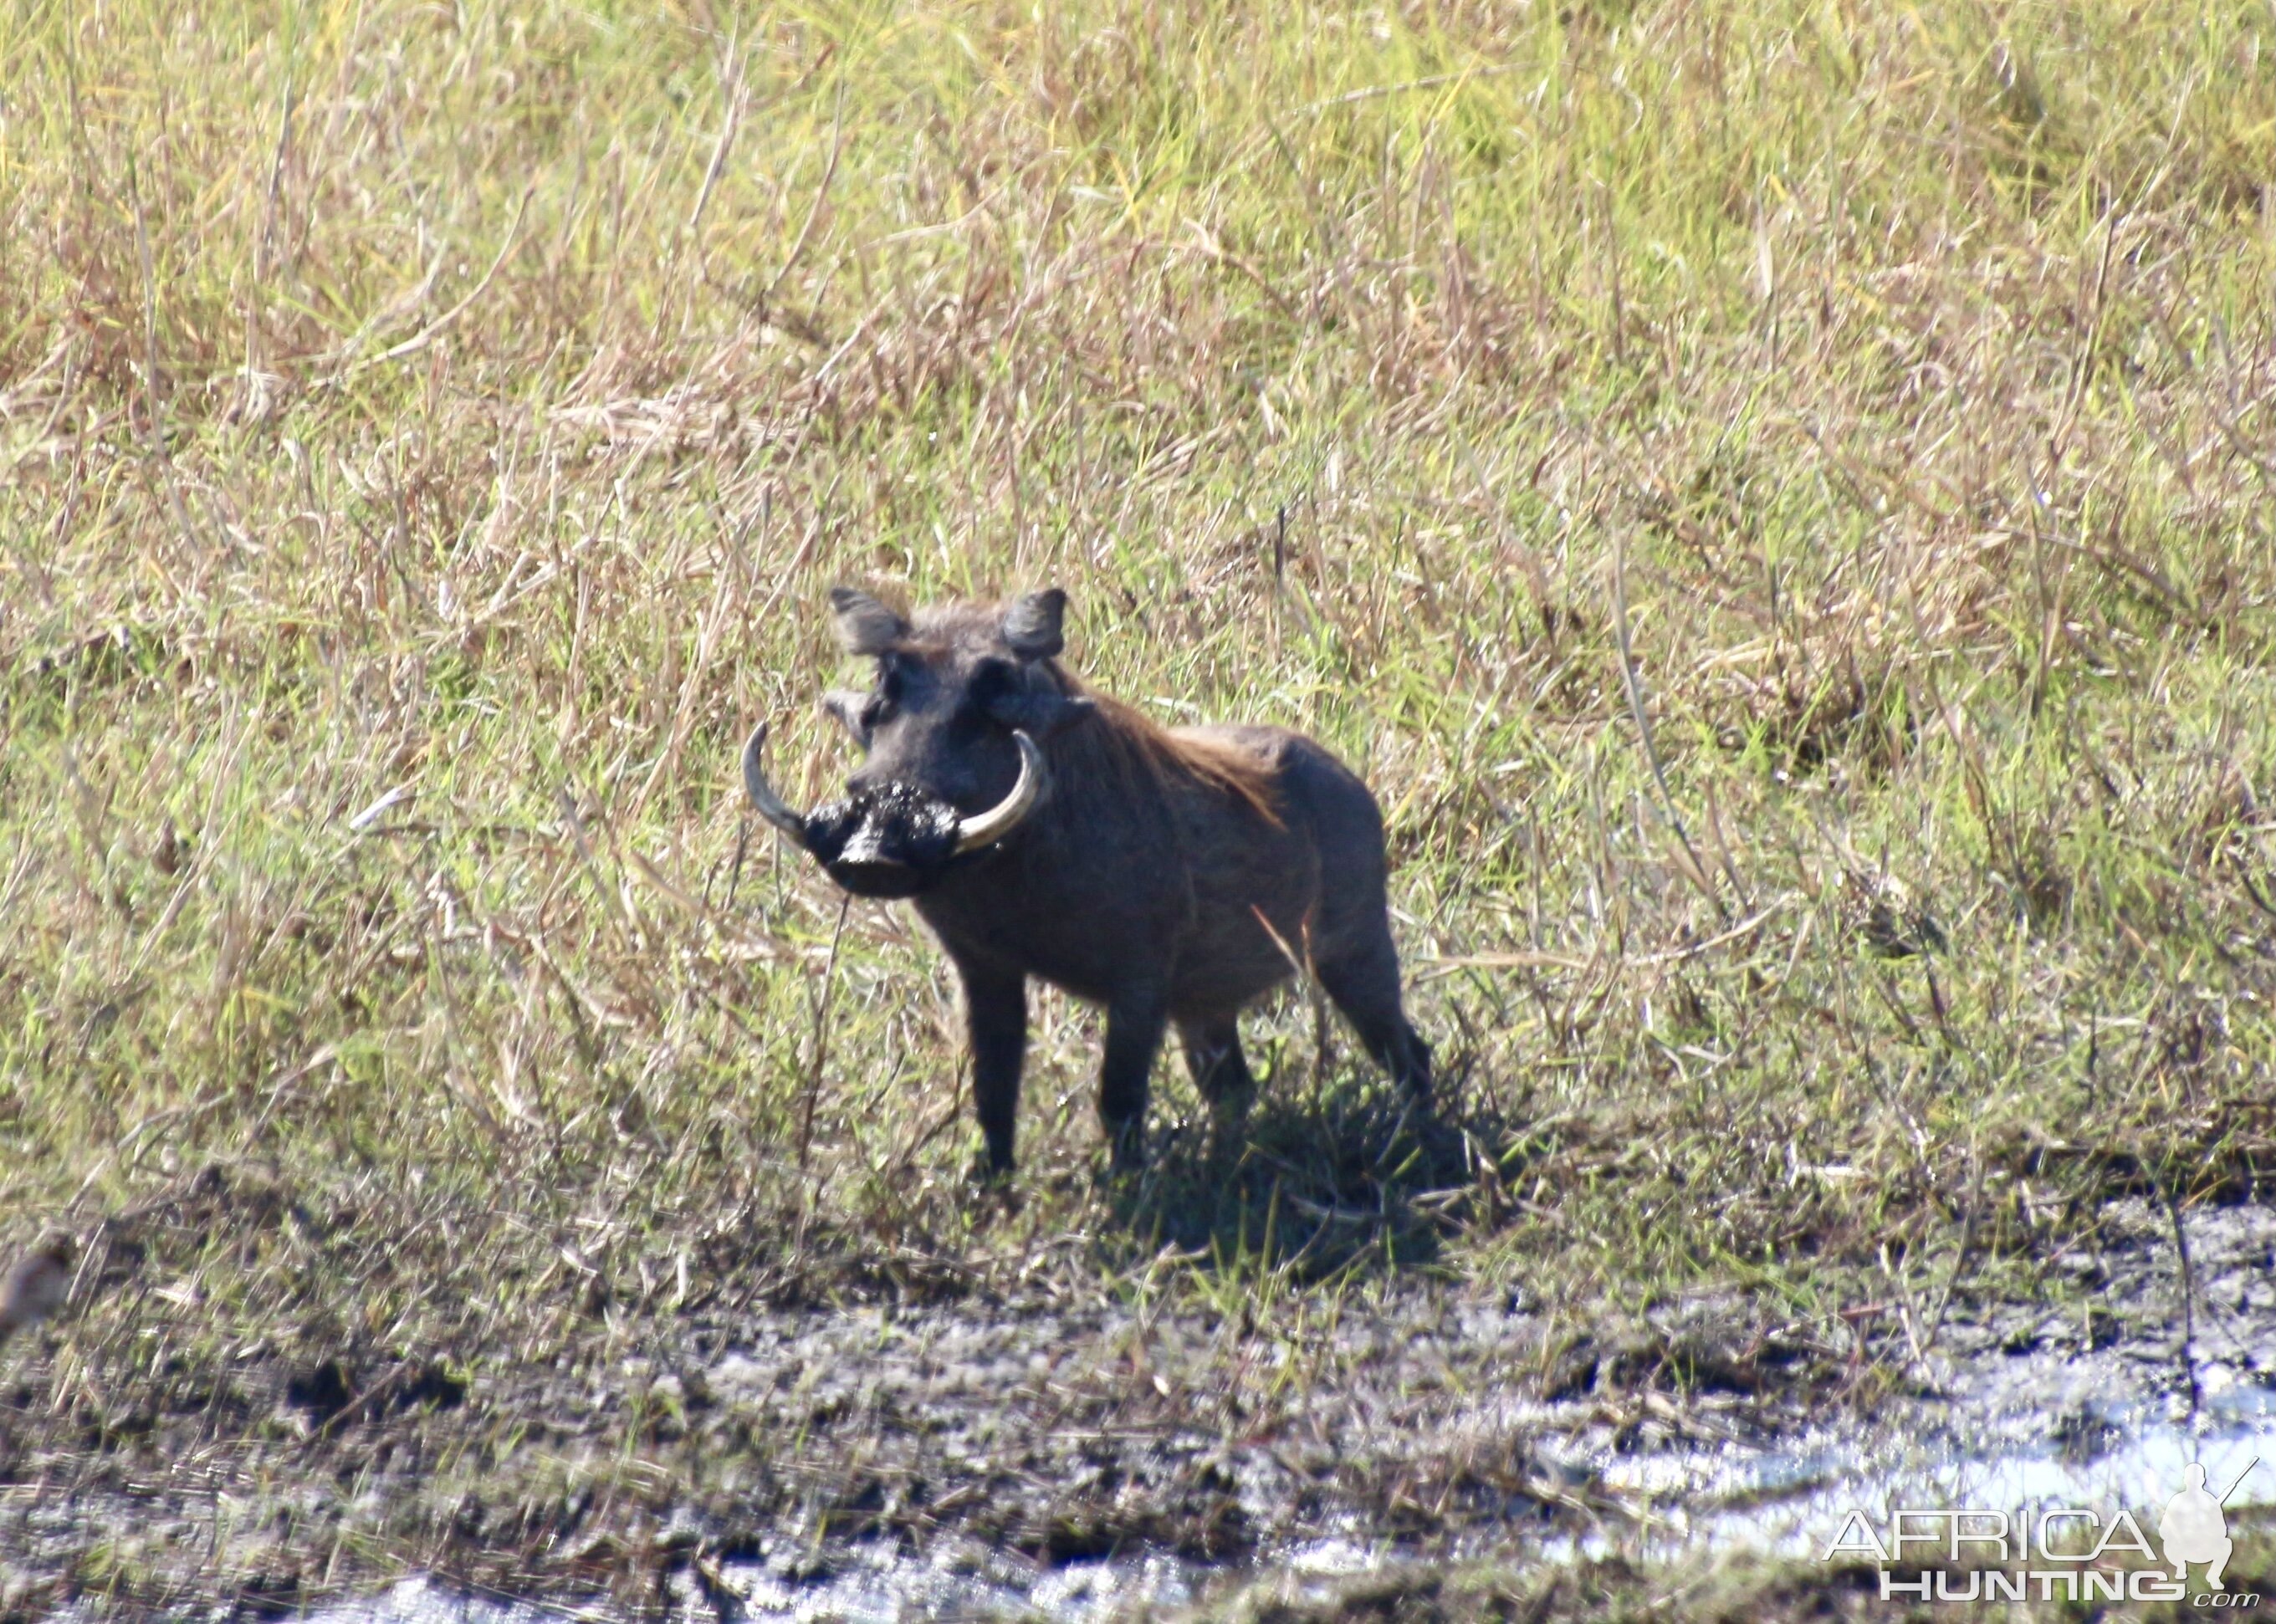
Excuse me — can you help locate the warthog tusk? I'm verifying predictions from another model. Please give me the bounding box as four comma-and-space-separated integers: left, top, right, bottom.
954, 731, 1046, 854
739, 723, 811, 844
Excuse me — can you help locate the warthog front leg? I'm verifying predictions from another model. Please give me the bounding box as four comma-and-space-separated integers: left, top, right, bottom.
958, 959, 1026, 1174
1099, 983, 1169, 1170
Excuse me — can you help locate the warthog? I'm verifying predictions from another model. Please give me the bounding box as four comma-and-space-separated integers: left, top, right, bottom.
742, 587, 1430, 1172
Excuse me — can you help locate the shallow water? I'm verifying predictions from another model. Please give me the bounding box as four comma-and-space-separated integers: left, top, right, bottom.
290, 1374, 2276, 1622
1593, 1377, 2276, 1557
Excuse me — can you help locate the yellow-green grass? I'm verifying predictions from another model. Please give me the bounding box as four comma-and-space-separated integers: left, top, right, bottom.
3, 0, 2275, 1610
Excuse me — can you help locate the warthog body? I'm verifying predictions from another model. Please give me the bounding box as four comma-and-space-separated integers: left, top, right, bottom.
743, 587, 1430, 1171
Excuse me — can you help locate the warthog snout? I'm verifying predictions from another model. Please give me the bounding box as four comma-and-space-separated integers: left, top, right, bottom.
741, 723, 1045, 899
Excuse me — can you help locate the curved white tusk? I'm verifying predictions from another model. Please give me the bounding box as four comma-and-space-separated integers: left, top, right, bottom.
953, 731, 1046, 855
739, 723, 811, 844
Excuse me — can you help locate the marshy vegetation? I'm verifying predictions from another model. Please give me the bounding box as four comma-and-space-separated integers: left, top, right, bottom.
3, 0, 2275, 1615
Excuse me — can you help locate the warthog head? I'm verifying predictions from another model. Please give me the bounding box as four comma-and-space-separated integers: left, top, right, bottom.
740, 587, 1096, 897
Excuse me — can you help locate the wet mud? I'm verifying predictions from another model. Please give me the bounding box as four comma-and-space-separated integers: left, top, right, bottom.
20, 1195, 2259, 1621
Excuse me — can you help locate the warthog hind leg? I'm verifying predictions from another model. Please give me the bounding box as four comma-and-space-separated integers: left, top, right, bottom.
1318, 932, 1433, 1101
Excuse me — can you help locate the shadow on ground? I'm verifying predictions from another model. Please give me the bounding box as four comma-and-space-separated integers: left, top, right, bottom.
1102, 1061, 1542, 1279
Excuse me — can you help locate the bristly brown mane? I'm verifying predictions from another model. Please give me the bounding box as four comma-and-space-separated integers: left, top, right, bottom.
1059, 672, 1283, 828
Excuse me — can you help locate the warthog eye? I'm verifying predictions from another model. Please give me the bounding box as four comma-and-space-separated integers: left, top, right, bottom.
866, 660, 908, 727
966, 657, 1015, 715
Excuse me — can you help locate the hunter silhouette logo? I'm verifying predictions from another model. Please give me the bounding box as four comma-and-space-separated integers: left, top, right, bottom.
2162, 1459, 2258, 1594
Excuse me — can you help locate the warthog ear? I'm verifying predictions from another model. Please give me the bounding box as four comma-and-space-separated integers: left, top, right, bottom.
829, 587, 906, 656
1002, 589, 1068, 661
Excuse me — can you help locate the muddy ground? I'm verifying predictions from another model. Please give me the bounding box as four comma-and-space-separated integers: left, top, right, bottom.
3, 1184, 2271, 1621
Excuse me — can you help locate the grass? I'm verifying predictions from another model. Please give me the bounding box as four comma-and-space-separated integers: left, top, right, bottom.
3, 0, 2276, 1612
